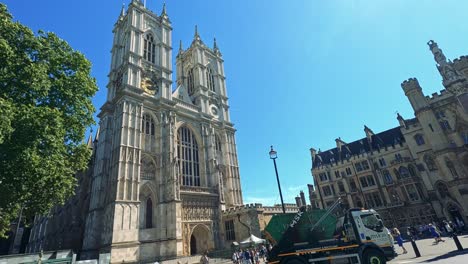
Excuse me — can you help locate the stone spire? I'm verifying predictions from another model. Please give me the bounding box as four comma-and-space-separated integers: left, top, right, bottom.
178, 40, 183, 54
428, 40, 448, 66
161, 2, 168, 20
428, 40, 465, 87
119, 3, 125, 20
213, 37, 218, 51
213, 37, 221, 56
191, 25, 203, 46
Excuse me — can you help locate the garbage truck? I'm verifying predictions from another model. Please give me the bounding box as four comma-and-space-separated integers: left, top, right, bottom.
264, 198, 397, 264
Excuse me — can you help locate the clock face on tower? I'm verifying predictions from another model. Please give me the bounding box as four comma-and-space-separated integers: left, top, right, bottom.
141, 71, 159, 95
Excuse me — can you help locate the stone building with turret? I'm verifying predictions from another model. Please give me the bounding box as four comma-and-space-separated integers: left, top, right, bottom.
27, 1, 243, 263
310, 41, 468, 228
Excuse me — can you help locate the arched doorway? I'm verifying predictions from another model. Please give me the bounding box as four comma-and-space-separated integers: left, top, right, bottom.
190, 235, 197, 255
189, 224, 213, 255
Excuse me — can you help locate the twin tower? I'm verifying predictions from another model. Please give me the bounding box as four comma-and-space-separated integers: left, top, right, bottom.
82, 1, 243, 262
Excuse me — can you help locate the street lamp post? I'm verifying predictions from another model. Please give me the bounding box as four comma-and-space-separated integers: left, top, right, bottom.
269, 146, 286, 214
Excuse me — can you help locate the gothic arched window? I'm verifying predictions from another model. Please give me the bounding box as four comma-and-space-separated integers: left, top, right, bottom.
436, 182, 449, 198
142, 114, 155, 136
215, 135, 222, 154
144, 34, 156, 63
145, 198, 153, 228
141, 156, 156, 180
188, 69, 194, 95
177, 126, 200, 186
408, 165, 417, 177
206, 68, 215, 92
445, 158, 458, 178
424, 155, 437, 171
399, 166, 410, 179
414, 134, 425, 146
382, 169, 393, 184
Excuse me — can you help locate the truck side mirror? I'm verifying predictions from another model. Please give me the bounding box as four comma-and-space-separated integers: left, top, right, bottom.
376, 219, 384, 232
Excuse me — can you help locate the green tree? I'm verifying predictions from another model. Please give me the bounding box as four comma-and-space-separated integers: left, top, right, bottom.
0, 4, 98, 237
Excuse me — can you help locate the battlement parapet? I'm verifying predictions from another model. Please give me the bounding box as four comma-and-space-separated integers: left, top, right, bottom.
453, 55, 468, 71
401, 78, 422, 93
222, 203, 264, 215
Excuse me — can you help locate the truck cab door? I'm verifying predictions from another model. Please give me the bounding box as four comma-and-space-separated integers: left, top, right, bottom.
352, 212, 392, 248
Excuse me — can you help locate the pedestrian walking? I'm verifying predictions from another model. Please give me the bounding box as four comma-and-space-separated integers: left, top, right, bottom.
444, 221, 454, 238
391, 228, 407, 254
429, 223, 445, 244
200, 252, 210, 264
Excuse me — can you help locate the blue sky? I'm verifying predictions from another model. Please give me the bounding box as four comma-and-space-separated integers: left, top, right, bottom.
5, 0, 468, 206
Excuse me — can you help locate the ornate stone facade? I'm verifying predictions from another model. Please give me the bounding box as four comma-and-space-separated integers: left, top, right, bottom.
310, 40, 468, 228
27, 1, 243, 263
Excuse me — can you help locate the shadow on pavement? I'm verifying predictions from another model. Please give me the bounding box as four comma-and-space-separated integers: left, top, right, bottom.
424, 249, 468, 262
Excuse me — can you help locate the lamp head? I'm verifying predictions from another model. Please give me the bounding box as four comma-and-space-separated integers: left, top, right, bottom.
269, 145, 277, 159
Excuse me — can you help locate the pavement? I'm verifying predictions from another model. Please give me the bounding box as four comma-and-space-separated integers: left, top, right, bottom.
389, 235, 468, 263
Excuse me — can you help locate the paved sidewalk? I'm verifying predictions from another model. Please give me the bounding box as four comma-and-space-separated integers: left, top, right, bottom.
389, 235, 468, 263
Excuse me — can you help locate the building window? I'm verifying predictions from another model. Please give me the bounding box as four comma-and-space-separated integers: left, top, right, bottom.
382, 169, 393, 184
359, 175, 375, 188
408, 165, 417, 177
177, 126, 200, 186
143, 34, 156, 63
145, 198, 153, 228
334, 171, 340, 179
440, 120, 452, 131
424, 155, 437, 171
416, 164, 426, 171
445, 158, 458, 177
142, 114, 155, 136
378, 158, 386, 167
141, 156, 156, 180
355, 163, 363, 172
338, 181, 345, 193
361, 160, 370, 170
349, 179, 357, 192
318, 172, 328, 182
365, 192, 383, 208
414, 134, 425, 145
436, 182, 449, 198
188, 68, 194, 95
225, 220, 235, 241
215, 135, 222, 154
404, 184, 420, 202
395, 153, 402, 162
206, 68, 215, 92
322, 186, 332, 197
346, 168, 352, 175
398, 166, 410, 179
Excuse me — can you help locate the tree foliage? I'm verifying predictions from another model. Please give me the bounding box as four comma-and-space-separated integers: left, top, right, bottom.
0, 4, 98, 237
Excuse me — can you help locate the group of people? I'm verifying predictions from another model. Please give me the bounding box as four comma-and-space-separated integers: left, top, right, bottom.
232, 245, 268, 264
391, 219, 466, 254
408, 219, 465, 240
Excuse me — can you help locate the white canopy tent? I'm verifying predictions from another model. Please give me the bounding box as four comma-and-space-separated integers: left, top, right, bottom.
239, 234, 266, 245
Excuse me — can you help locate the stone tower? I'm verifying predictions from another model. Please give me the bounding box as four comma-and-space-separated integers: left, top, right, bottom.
81, 1, 243, 262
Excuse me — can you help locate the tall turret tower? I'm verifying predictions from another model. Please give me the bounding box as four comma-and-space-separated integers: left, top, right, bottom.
82, 1, 243, 262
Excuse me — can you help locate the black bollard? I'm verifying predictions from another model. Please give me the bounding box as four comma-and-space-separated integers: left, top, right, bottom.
452, 233, 464, 251
410, 237, 421, 258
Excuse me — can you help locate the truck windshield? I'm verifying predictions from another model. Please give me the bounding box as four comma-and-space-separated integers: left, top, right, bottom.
360, 214, 381, 232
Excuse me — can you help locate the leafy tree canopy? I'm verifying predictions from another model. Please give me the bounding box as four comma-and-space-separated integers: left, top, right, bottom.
0, 4, 98, 237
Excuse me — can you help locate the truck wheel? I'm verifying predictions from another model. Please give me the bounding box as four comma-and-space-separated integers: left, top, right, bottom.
363, 249, 386, 264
